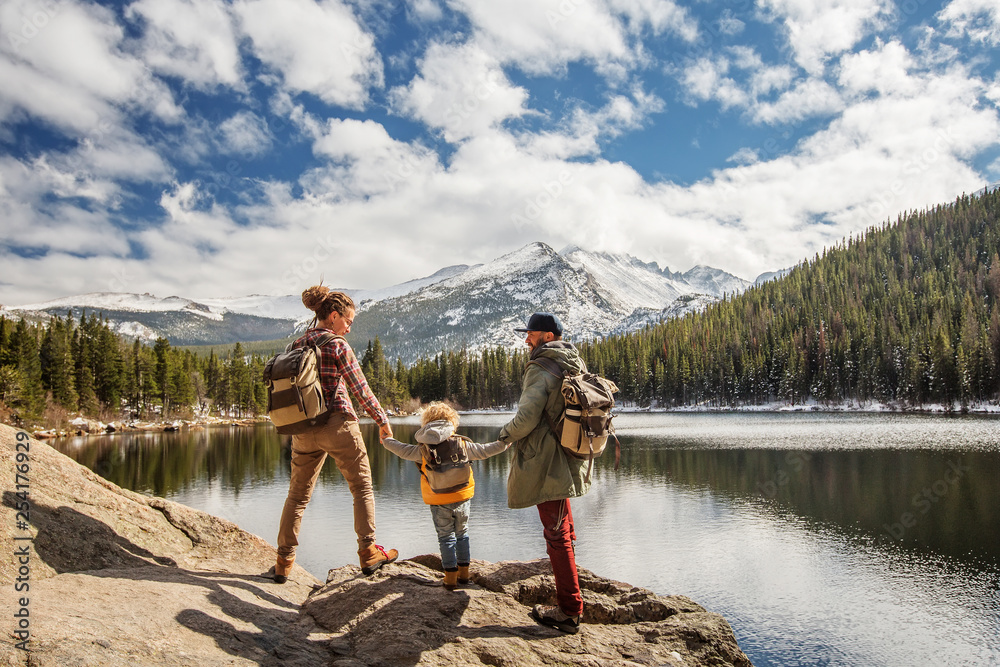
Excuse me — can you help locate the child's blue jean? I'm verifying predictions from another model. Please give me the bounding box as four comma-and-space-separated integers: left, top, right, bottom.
430, 500, 471, 570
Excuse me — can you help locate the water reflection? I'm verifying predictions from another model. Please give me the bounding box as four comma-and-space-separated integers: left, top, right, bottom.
51, 412, 1000, 667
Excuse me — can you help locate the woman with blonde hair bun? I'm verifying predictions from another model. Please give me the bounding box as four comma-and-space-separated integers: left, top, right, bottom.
273, 285, 397, 583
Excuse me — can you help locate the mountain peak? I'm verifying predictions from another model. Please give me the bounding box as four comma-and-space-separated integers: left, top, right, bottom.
5, 243, 753, 359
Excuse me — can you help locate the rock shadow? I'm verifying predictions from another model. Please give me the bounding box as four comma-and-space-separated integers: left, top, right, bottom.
17, 494, 330, 666
9, 493, 178, 573
304, 560, 552, 666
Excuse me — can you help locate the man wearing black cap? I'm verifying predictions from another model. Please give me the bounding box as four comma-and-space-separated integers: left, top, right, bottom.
498, 312, 590, 634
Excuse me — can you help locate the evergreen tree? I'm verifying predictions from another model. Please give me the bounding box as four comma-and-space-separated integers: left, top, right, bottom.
10, 319, 45, 418
39, 313, 77, 410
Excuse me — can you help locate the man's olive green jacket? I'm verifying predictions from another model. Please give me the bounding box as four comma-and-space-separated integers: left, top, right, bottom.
499, 341, 592, 509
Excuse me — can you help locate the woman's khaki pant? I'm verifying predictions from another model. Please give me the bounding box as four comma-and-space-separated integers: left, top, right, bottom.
276, 413, 376, 560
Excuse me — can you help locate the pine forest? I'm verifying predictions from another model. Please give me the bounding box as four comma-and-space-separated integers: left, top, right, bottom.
2, 187, 999, 427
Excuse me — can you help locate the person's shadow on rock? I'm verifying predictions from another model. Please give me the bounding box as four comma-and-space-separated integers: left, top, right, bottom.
12, 492, 179, 573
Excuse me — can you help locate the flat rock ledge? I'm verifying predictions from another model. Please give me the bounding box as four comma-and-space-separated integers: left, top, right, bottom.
0, 425, 752, 666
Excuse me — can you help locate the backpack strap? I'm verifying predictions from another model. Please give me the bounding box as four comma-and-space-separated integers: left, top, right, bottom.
528, 356, 563, 379
314, 332, 343, 347
285, 331, 343, 352
527, 357, 565, 439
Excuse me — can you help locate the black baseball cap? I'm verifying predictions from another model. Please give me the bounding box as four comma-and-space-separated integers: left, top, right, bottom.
514, 312, 563, 335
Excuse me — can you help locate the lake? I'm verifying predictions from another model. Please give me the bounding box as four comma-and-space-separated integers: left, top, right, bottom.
52, 412, 1000, 667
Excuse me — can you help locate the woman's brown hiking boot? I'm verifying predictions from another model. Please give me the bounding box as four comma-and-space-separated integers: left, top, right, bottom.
273, 555, 294, 584
360, 544, 398, 575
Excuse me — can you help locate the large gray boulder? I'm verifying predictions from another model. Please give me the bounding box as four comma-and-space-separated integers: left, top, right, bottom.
0, 424, 752, 666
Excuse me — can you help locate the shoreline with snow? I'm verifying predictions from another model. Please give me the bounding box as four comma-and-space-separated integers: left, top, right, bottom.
13, 397, 1000, 439
458, 399, 1000, 416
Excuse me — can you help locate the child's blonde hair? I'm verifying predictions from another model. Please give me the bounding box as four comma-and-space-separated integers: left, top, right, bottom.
421, 401, 460, 427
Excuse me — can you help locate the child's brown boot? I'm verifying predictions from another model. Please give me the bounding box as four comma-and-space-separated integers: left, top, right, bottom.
457, 564, 470, 585
443, 568, 459, 591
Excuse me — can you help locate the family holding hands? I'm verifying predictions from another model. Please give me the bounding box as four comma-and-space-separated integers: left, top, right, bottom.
273, 286, 591, 634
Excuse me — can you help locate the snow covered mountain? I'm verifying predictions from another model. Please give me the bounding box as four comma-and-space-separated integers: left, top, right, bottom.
1, 243, 756, 359
347, 243, 752, 362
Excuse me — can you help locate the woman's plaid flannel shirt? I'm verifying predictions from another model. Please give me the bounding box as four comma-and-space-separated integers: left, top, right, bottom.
293, 328, 389, 427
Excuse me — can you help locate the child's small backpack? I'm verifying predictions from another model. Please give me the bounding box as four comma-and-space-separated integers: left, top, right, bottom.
529, 357, 620, 470
420, 435, 473, 494
263, 333, 342, 434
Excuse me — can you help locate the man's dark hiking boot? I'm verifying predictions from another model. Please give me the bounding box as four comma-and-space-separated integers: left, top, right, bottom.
531, 604, 581, 634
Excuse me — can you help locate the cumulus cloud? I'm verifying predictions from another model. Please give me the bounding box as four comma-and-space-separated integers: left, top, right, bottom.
126, 0, 243, 90
757, 0, 894, 74
838, 41, 917, 97
752, 78, 843, 124
305, 118, 441, 198
408, 0, 444, 22
234, 0, 383, 108
217, 111, 273, 156
0, 156, 131, 255
717, 9, 745, 36
526, 85, 666, 158
450, 0, 632, 77
680, 56, 749, 110
1, 0, 999, 305
609, 0, 699, 41
938, 0, 1000, 45
389, 42, 529, 142
0, 0, 181, 133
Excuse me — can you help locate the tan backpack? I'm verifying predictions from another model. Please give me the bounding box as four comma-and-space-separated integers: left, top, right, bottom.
529, 357, 620, 469
263, 333, 342, 434
420, 435, 473, 494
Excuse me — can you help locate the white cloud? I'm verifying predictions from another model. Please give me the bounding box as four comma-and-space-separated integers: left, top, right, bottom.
757, 0, 894, 74
0, 156, 131, 255
408, 0, 444, 22
681, 56, 749, 110
1, 0, 998, 307
218, 111, 273, 156
234, 0, 383, 108
450, 0, 632, 76
526, 85, 666, 158
838, 41, 917, 97
136, 182, 242, 266
718, 9, 745, 36
126, 0, 243, 90
727, 147, 760, 165
389, 42, 529, 142
752, 78, 843, 124
749, 63, 796, 97
608, 0, 699, 41
305, 118, 441, 198
938, 0, 1000, 45
0, 0, 182, 133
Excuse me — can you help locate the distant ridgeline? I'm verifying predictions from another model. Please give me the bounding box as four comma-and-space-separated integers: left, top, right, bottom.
2, 187, 1000, 424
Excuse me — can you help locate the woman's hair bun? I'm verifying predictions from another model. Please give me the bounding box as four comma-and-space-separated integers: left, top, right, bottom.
301, 285, 330, 312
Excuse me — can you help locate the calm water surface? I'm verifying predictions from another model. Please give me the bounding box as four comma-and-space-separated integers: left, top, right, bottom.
53, 412, 1000, 667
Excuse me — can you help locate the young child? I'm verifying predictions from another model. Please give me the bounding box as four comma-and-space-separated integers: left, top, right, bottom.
381, 402, 509, 590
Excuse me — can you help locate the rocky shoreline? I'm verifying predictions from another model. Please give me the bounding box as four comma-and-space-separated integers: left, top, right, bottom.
0, 424, 753, 666
25, 415, 267, 440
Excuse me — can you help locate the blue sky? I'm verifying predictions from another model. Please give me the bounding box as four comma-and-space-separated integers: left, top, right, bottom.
1, 0, 998, 305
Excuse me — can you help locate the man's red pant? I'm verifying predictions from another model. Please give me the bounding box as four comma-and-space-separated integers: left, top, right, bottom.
537, 499, 583, 616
